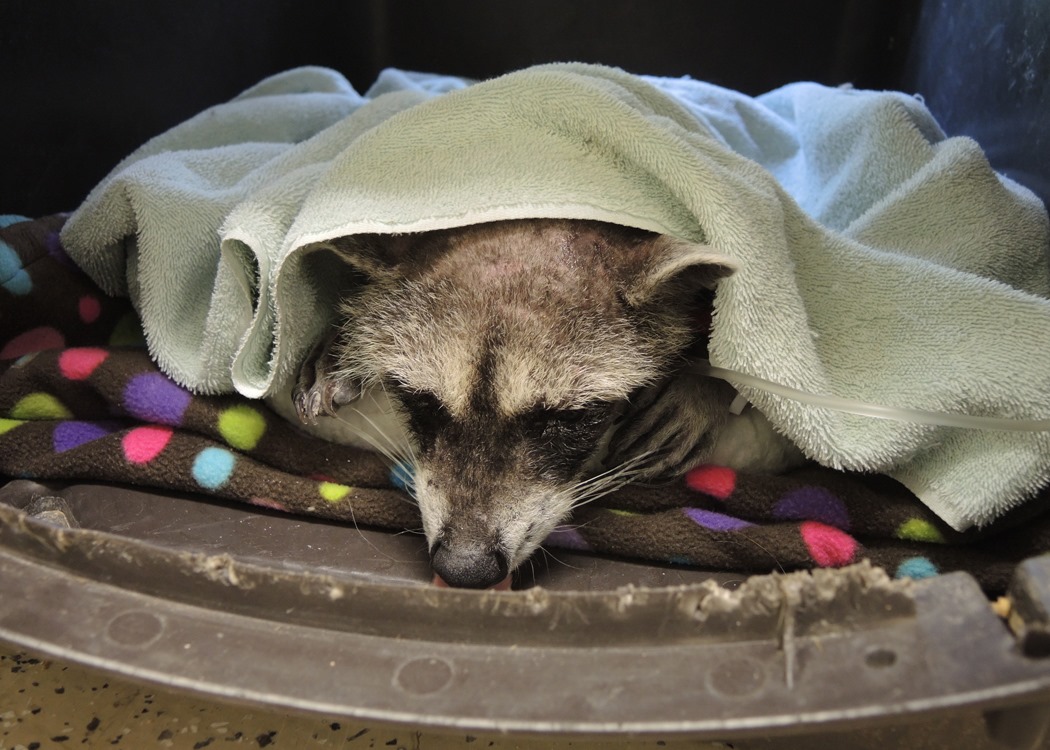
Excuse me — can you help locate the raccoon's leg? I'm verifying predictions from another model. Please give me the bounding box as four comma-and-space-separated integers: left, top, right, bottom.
292, 332, 361, 424
607, 373, 738, 480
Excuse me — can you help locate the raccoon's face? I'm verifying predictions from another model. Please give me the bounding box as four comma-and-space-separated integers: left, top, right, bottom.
305, 219, 735, 588
391, 384, 621, 589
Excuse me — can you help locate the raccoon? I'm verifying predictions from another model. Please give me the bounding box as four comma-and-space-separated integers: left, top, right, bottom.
281, 219, 803, 589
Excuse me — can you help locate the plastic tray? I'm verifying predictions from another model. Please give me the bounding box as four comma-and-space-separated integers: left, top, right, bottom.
1, 478, 1049, 749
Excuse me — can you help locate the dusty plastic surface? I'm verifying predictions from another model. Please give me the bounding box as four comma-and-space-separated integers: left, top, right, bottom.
1, 479, 1050, 748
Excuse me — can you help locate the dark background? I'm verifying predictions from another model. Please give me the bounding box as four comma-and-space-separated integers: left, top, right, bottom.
1, 0, 1047, 217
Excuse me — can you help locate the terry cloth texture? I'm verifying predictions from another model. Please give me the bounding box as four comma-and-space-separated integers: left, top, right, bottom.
59, 64, 1050, 531
4, 215, 1049, 594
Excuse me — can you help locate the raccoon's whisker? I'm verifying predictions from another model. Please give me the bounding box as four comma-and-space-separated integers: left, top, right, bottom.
550, 519, 595, 533
343, 431, 415, 499
536, 544, 584, 572
346, 386, 418, 478
571, 464, 641, 498
570, 481, 638, 509
568, 450, 657, 509
329, 409, 401, 464
376, 380, 421, 470
731, 533, 786, 574
326, 416, 419, 508
576, 448, 659, 489
336, 383, 413, 463
357, 408, 416, 469
337, 503, 422, 566
567, 464, 634, 500
566, 477, 644, 511
569, 483, 638, 511
333, 406, 416, 475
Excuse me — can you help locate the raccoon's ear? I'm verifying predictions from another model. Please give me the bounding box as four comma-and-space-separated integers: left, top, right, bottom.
315, 234, 415, 281
620, 235, 738, 307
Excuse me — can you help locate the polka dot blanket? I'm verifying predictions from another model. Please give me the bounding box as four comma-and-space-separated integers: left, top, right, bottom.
3, 215, 1048, 594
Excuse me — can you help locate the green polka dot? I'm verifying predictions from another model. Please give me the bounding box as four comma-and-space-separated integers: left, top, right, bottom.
11, 393, 72, 420
217, 405, 267, 451
319, 482, 353, 502
896, 518, 945, 544
0, 418, 26, 434
607, 508, 640, 517
109, 312, 147, 347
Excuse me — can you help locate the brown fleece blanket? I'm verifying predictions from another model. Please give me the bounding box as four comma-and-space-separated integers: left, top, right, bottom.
2, 215, 1047, 593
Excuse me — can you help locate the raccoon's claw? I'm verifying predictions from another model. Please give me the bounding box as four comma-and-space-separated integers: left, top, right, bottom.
293, 378, 361, 424
293, 386, 324, 425
293, 333, 361, 424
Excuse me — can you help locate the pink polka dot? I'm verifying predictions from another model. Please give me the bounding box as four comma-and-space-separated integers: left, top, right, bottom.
78, 295, 102, 323
684, 464, 736, 499
58, 348, 109, 380
122, 425, 174, 463
0, 326, 65, 360
800, 521, 858, 567
249, 497, 288, 512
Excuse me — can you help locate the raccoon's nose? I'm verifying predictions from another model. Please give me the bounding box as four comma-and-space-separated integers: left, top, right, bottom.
430, 539, 510, 590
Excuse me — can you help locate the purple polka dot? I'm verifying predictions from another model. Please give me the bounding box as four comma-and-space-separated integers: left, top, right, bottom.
45, 231, 80, 271
773, 487, 850, 530
544, 526, 592, 551
53, 421, 113, 453
123, 372, 193, 425
683, 507, 754, 532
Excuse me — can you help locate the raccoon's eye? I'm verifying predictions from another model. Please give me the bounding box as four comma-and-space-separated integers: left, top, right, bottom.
522, 408, 577, 438
525, 404, 609, 440
396, 388, 443, 415
392, 387, 450, 448
524, 403, 614, 479
546, 408, 590, 429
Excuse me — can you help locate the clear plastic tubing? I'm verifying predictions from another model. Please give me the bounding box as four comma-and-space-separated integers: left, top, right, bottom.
693, 360, 1050, 433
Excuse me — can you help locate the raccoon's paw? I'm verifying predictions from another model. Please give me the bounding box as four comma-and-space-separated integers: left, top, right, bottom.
293, 379, 361, 425
292, 336, 361, 424
607, 374, 737, 481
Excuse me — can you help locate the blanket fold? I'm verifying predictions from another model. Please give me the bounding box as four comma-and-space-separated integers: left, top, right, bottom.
59, 64, 1050, 530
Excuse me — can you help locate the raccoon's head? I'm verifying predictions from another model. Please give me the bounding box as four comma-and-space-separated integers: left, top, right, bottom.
320, 219, 734, 588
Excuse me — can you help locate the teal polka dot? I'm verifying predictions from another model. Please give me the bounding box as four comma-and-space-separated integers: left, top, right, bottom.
0, 239, 31, 295
192, 447, 236, 490
390, 462, 415, 493
895, 556, 939, 581
0, 215, 30, 228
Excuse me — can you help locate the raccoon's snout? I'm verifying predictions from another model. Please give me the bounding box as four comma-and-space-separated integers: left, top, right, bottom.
430, 537, 511, 590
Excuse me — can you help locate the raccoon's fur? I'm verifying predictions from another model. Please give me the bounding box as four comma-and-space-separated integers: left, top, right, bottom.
276, 219, 803, 589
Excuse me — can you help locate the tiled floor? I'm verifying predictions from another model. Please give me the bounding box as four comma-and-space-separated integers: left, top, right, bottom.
0, 645, 723, 750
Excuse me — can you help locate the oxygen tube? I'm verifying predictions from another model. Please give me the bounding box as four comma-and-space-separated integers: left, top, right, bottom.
693, 360, 1050, 432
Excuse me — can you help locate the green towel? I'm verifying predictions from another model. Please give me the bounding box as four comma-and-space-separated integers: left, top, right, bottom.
60, 64, 1050, 531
